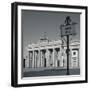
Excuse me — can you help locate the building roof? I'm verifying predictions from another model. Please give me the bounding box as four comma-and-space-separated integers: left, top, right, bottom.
27, 39, 80, 50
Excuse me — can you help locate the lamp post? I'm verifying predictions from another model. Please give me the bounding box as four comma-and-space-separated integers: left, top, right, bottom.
60, 16, 77, 75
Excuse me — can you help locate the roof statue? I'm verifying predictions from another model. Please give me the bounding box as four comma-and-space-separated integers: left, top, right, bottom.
65, 16, 72, 25
40, 32, 49, 42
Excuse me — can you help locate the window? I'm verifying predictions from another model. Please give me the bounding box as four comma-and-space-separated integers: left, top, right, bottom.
73, 52, 76, 55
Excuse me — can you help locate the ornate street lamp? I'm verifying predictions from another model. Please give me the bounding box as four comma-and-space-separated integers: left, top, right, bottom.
60, 16, 77, 75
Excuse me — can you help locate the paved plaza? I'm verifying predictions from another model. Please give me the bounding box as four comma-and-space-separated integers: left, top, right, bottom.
23, 68, 80, 77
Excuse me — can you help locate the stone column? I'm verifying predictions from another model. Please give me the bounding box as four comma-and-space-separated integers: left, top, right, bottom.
29, 51, 33, 68
58, 48, 61, 67
48, 50, 50, 67
34, 51, 36, 68
40, 50, 43, 67
34, 51, 38, 68
53, 48, 55, 67
60, 47, 62, 67
54, 49, 56, 67
29, 51, 30, 68
45, 49, 48, 67
32, 50, 34, 68
43, 50, 45, 68
48, 49, 52, 67
36, 51, 38, 68
28, 51, 30, 68
78, 48, 80, 68
39, 50, 41, 68
37, 50, 40, 68
54, 49, 57, 67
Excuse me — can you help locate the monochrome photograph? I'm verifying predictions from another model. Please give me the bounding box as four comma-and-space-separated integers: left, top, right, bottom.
11, 2, 87, 87
22, 10, 80, 78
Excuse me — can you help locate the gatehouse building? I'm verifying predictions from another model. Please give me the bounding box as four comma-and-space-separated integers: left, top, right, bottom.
23, 37, 80, 70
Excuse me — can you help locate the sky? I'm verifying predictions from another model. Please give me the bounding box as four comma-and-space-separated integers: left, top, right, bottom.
21, 10, 80, 58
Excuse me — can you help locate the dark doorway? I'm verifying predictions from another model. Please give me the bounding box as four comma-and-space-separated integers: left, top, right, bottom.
44, 58, 47, 67
57, 60, 60, 67
23, 59, 25, 68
